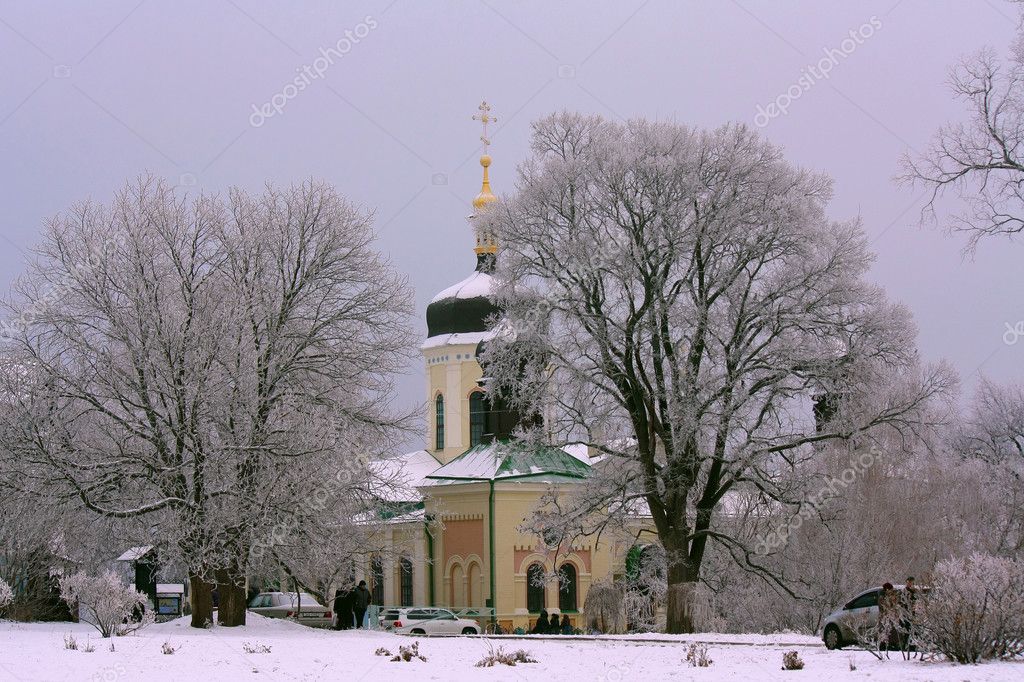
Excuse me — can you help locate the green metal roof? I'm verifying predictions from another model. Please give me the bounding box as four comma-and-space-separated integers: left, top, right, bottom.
423, 440, 591, 484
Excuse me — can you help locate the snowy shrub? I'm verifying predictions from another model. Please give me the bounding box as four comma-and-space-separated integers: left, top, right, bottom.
82, 637, 96, 653
0, 578, 13, 615
917, 553, 1024, 663
59, 570, 153, 638
374, 647, 392, 657
63, 632, 78, 650
781, 651, 804, 670
161, 641, 179, 655
584, 580, 625, 634
843, 612, 885, 660
622, 546, 667, 633
242, 642, 271, 654
389, 642, 426, 662
685, 643, 712, 667
475, 645, 537, 667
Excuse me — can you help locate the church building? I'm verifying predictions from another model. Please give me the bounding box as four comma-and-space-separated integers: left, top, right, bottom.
368, 103, 647, 633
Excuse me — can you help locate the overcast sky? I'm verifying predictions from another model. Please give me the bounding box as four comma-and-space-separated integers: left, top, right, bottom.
2, 1, 1022, 449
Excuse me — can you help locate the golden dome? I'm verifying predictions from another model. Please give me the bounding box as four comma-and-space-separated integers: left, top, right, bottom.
472, 101, 499, 255
472, 154, 497, 212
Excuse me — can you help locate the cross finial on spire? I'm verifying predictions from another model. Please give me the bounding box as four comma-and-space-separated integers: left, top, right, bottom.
473, 100, 497, 153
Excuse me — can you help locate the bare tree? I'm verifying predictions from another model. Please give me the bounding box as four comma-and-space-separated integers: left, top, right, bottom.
481, 113, 954, 633
900, 14, 1024, 249
952, 378, 1024, 556
0, 177, 414, 628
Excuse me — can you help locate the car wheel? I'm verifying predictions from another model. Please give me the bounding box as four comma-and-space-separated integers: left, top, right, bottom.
410, 628, 425, 635
462, 627, 477, 635
824, 624, 843, 650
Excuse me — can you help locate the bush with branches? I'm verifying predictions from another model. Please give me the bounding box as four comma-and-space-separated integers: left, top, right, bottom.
917, 553, 1024, 663
59, 570, 152, 638
0, 578, 13, 616
686, 643, 713, 667
476, 645, 537, 667
583, 580, 625, 634
781, 651, 805, 670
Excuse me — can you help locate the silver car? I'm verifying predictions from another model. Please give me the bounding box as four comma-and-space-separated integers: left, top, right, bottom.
379, 607, 481, 635
248, 591, 333, 628
821, 585, 907, 649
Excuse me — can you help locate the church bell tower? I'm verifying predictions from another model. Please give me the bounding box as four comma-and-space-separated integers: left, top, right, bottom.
422, 101, 502, 464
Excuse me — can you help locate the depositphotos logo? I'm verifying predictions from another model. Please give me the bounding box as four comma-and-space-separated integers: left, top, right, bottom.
250, 15, 378, 128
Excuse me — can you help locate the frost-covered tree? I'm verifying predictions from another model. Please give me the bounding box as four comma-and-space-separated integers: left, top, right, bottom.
59, 570, 152, 638
900, 11, 1024, 249
952, 378, 1024, 555
0, 578, 13, 614
0, 177, 414, 628
481, 113, 954, 633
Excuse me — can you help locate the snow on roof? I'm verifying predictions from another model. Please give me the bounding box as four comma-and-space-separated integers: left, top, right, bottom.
373, 449, 442, 502
420, 330, 495, 351
429, 270, 494, 303
384, 507, 426, 525
156, 584, 185, 594
562, 442, 592, 463
422, 441, 591, 486
116, 546, 154, 562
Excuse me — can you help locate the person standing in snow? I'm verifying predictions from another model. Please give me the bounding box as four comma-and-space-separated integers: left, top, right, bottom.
333, 587, 353, 630
877, 583, 901, 651
353, 580, 371, 629
898, 577, 918, 650
532, 610, 549, 634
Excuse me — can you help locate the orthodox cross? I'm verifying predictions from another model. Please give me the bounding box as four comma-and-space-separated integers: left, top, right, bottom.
473, 100, 498, 153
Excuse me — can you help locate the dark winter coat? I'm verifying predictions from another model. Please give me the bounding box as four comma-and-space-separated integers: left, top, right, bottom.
354, 585, 371, 610
532, 613, 549, 634
333, 590, 352, 614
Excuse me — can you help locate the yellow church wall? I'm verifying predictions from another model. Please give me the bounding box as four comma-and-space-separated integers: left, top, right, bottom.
422, 483, 491, 611
370, 483, 660, 633
490, 483, 613, 631
424, 344, 485, 464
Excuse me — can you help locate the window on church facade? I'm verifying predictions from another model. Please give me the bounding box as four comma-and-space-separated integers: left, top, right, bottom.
435, 394, 445, 450
400, 557, 414, 607
469, 391, 486, 446
526, 563, 545, 613
559, 563, 577, 612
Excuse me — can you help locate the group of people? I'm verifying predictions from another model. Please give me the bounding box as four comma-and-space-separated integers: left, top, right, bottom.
877, 577, 919, 650
531, 609, 574, 635
332, 580, 372, 630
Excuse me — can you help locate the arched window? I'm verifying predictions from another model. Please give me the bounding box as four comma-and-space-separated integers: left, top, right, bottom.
469, 391, 487, 446
400, 558, 414, 607
467, 562, 481, 607
526, 563, 545, 613
559, 563, 577, 612
371, 555, 384, 605
450, 563, 465, 606
434, 394, 445, 450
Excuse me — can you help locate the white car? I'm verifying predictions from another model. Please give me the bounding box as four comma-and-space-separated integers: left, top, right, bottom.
248, 591, 334, 629
379, 607, 481, 635
821, 585, 909, 650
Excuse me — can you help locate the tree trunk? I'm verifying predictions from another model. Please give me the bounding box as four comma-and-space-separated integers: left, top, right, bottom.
666, 562, 698, 634
189, 574, 213, 629
215, 566, 247, 627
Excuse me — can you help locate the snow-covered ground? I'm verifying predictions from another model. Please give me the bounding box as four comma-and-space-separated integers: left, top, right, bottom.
1, 616, 1021, 681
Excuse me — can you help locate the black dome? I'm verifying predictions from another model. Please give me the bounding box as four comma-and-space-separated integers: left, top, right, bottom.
425, 254, 499, 339
426, 296, 499, 337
